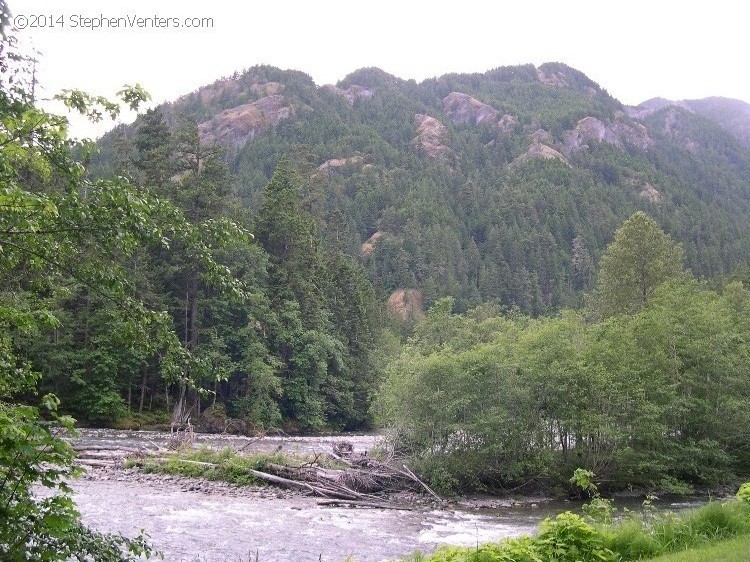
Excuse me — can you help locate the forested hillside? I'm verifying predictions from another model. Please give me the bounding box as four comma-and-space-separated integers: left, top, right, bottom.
24, 61, 747, 431
94, 63, 750, 319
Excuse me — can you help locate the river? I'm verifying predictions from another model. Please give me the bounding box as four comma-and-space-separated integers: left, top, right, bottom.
68, 429, 702, 562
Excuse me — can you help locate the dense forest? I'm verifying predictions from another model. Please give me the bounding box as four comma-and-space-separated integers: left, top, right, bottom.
64, 60, 750, 433
381, 213, 750, 493
36, 110, 382, 432
5, 4, 750, 505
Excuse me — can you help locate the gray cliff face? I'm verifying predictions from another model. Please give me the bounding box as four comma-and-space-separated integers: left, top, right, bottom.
198, 94, 294, 149
442, 92, 517, 132
412, 114, 451, 158
562, 116, 653, 156
323, 84, 374, 106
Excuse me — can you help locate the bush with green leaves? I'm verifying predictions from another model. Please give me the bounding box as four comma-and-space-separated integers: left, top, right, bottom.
381, 275, 750, 493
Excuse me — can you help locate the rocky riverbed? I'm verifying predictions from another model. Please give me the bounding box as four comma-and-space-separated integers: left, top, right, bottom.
67, 429, 708, 561
68, 429, 557, 561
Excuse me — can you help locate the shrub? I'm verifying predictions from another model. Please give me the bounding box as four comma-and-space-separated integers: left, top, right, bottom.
536, 512, 615, 562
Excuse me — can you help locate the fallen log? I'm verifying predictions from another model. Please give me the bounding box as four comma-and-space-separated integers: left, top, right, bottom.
400, 464, 443, 502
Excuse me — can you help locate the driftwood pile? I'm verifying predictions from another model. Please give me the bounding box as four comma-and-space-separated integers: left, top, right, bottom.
256, 445, 443, 508
73, 439, 441, 509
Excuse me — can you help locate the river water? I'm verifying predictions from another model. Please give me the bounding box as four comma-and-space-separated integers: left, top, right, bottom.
68, 429, 702, 562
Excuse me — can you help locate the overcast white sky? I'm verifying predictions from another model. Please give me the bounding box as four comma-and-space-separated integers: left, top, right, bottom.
14, 0, 749, 138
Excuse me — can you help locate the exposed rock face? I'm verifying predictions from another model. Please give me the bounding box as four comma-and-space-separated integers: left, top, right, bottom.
198, 79, 241, 106
324, 84, 374, 106
387, 289, 425, 322
626, 97, 691, 120
531, 129, 553, 144
496, 113, 518, 133
536, 67, 568, 87
562, 116, 653, 156
412, 114, 450, 158
360, 231, 385, 256
198, 95, 293, 149
442, 92, 498, 125
639, 183, 661, 203
649, 106, 703, 153
250, 81, 284, 97
318, 156, 363, 173
512, 142, 569, 167
442, 92, 517, 132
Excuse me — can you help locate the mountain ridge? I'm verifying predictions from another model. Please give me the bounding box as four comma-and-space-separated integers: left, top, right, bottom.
93, 62, 750, 315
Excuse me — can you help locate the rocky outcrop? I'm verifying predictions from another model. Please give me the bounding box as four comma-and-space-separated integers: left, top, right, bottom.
196, 80, 284, 109
387, 289, 424, 322
531, 128, 553, 144
250, 81, 284, 97
198, 95, 294, 149
360, 231, 385, 256
536, 67, 568, 87
198, 79, 241, 106
317, 156, 364, 173
442, 92, 498, 125
626, 97, 692, 120
562, 116, 653, 156
653, 106, 701, 152
324, 84, 374, 106
511, 142, 569, 167
639, 183, 661, 203
442, 92, 517, 132
412, 114, 450, 158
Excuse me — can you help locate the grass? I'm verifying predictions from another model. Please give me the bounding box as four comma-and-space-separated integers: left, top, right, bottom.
645, 533, 750, 561
126, 446, 347, 486
602, 499, 750, 559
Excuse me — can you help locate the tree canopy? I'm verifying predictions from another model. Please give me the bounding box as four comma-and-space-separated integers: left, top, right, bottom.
595, 211, 685, 317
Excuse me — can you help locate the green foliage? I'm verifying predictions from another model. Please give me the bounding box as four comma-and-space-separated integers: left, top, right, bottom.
380, 273, 750, 493
596, 212, 685, 317
603, 500, 750, 560
410, 496, 750, 562
134, 446, 344, 486
737, 482, 750, 503
0, 6, 255, 556
643, 533, 750, 562
536, 512, 616, 561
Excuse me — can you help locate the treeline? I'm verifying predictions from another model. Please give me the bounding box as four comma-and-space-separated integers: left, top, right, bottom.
379, 213, 750, 493
25, 109, 380, 431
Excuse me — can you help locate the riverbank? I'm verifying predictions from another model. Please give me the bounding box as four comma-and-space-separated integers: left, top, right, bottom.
66, 429, 737, 561
402, 486, 750, 562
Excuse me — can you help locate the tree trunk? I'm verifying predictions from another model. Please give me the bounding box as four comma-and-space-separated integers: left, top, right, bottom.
139, 368, 148, 414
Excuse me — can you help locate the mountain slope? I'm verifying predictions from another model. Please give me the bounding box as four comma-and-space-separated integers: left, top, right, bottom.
630, 96, 750, 149
93, 63, 750, 315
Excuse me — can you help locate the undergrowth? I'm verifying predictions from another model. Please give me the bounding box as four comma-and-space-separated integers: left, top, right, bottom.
403, 477, 750, 562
